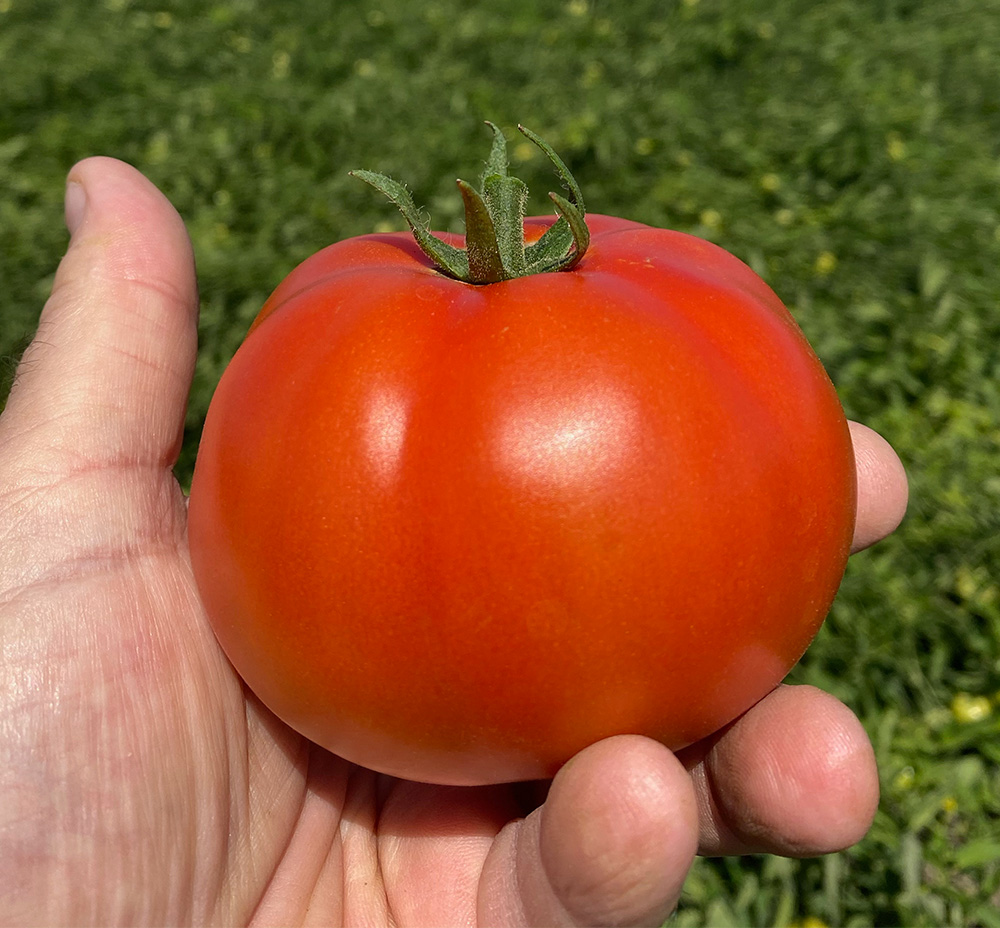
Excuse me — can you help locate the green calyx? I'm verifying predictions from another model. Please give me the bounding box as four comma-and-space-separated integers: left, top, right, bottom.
351, 123, 589, 284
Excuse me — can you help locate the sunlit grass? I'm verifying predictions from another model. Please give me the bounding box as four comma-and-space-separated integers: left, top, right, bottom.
2, 0, 999, 922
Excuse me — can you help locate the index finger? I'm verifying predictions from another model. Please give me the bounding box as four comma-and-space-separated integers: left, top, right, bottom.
849, 421, 908, 553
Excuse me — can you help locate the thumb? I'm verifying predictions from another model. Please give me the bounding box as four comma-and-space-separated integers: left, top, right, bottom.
2, 157, 198, 470
479, 736, 699, 926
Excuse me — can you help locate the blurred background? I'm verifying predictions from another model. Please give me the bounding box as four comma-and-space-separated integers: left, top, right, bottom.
2, 0, 999, 923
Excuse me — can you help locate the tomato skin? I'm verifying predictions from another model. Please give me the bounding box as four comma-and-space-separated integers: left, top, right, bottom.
187, 214, 856, 786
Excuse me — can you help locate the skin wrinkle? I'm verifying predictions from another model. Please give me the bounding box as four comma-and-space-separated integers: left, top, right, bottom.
481, 791, 586, 928
681, 725, 763, 858
376, 785, 504, 928
1, 436, 182, 491
189, 680, 236, 923
1, 512, 236, 924
17, 331, 187, 420
50, 226, 196, 324
476, 816, 546, 928
0, 483, 66, 560
495, 819, 537, 928
0, 407, 125, 467
165, 584, 253, 924
223, 670, 351, 924
523, 817, 577, 928
247, 770, 336, 925
88, 329, 195, 406
0, 453, 185, 539
212, 695, 254, 925
592, 790, 677, 922
0, 539, 181, 614
101, 339, 174, 374
243, 755, 313, 924
297, 769, 346, 920
469, 824, 505, 928
705, 749, 773, 851
5, 606, 168, 923
33, 394, 187, 467
131, 584, 238, 924
209, 696, 266, 926
340, 767, 395, 928
542, 776, 686, 926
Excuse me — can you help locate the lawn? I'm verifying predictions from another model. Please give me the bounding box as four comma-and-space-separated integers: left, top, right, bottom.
3, 0, 1000, 923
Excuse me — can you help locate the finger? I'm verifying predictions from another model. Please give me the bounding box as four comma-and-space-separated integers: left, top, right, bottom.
681, 685, 879, 857
2, 157, 198, 469
374, 779, 519, 927
849, 421, 908, 553
479, 736, 699, 927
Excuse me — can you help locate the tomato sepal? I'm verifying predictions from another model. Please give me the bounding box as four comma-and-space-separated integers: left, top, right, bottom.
351, 122, 589, 284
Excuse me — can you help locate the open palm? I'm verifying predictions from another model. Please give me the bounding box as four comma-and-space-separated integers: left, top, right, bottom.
0, 159, 907, 927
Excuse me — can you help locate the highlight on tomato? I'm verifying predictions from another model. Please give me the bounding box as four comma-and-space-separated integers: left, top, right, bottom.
187, 123, 856, 786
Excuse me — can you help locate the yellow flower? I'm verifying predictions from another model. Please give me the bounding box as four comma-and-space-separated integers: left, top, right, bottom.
954, 564, 982, 601
790, 917, 830, 928
951, 693, 991, 724
760, 172, 781, 192
887, 132, 907, 162
893, 766, 916, 791
146, 131, 171, 165
814, 251, 837, 276
700, 209, 722, 230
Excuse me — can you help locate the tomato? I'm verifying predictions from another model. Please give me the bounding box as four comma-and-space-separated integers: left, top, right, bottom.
188, 126, 856, 785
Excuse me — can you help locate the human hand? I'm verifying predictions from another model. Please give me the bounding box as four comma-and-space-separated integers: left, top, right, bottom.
0, 158, 907, 927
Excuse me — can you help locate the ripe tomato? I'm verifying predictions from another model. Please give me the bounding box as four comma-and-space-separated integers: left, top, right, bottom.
188, 127, 856, 785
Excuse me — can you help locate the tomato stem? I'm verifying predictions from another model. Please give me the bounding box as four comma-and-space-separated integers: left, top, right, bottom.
351, 123, 589, 284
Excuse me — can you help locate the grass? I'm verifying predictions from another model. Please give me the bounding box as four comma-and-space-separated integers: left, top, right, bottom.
3, 0, 1000, 923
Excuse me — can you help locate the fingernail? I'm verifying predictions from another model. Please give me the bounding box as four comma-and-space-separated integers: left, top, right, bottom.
65, 179, 87, 236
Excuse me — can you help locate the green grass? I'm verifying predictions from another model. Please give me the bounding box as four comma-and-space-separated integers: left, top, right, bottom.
3, 0, 1000, 923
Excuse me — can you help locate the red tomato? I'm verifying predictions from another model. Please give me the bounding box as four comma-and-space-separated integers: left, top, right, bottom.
187, 209, 856, 785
